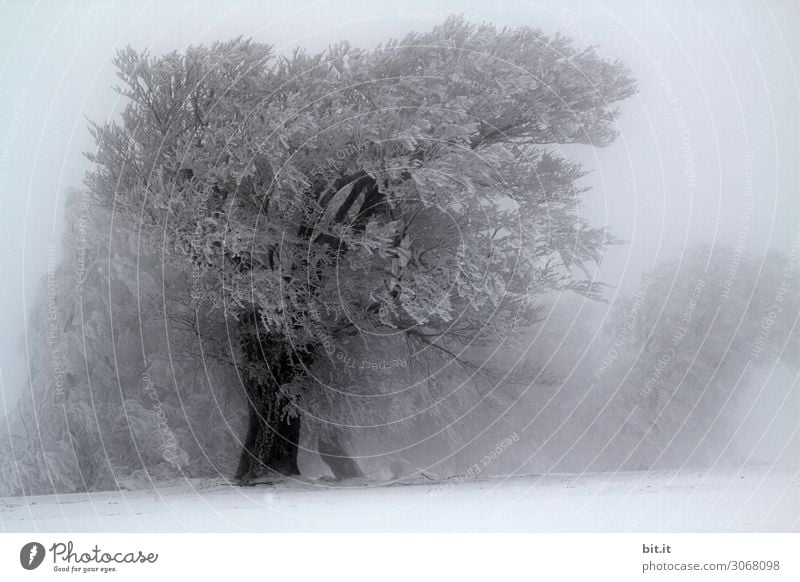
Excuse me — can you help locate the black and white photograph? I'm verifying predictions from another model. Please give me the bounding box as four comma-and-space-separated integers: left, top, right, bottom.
0, 0, 798, 578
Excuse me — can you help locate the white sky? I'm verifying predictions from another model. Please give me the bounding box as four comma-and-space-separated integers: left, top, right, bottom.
0, 0, 798, 405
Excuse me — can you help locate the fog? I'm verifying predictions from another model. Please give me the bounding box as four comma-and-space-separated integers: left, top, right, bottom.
0, 0, 797, 488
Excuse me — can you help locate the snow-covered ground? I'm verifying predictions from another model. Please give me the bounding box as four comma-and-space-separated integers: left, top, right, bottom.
2, 466, 797, 532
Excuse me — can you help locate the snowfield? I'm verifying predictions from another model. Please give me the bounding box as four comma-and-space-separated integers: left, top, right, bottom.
2, 465, 798, 532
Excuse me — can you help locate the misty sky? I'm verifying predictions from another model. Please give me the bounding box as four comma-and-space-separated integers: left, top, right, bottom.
0, 0, 798, 407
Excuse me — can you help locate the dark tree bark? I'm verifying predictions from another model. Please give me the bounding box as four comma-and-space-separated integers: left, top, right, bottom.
234, 312, 304, 481
235, 393, 301, 480
234, 175, 382, 483
318, 433, 365, 480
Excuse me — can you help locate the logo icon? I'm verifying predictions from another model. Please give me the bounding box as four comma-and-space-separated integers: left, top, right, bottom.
20, 542, 45, 570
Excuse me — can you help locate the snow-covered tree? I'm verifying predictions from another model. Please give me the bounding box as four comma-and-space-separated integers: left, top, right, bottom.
86, 17, 637, 480
0, 189, 245, 496
593, 244, 800, 469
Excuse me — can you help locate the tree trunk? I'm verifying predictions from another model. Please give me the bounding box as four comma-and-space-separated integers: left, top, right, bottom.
234, 312, 303, 482
318, 433, 365, 480
235, 392, 301, 481
233, 174, 382, 482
